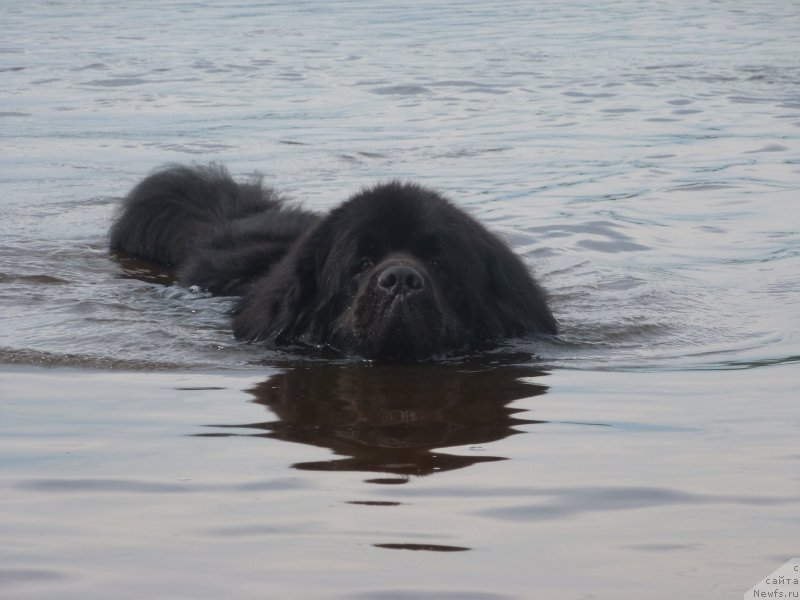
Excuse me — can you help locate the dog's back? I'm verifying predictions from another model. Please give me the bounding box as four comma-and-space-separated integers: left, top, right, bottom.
110, 163, 318, 295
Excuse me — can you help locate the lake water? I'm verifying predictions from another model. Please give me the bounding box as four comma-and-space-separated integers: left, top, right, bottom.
1, 1, 798, 598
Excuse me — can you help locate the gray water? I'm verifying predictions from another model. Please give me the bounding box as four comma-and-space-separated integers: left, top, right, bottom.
1, 1, 798, 599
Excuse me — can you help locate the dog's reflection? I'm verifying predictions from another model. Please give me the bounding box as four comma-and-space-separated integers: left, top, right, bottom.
203, 362, 549, 480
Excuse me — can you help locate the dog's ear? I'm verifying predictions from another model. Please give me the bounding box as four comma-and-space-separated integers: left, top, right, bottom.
231, 218, 335, 345
482, 235, 558, 337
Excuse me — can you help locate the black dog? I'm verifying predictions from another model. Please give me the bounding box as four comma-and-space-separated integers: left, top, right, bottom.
110, 164, 557, 360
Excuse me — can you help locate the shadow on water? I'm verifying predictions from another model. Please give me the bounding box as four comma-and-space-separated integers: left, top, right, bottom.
197, 360, 550, 481
112, 252, 176, 285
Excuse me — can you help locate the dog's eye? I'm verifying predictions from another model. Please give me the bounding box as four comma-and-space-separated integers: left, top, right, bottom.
429, 258, 445, 272
356, 258, 373, 273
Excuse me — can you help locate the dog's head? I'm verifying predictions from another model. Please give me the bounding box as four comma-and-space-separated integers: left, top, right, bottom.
234, 182, 556, 361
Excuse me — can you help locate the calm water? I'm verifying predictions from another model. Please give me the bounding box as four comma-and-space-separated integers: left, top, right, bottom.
1, 1, 798, 598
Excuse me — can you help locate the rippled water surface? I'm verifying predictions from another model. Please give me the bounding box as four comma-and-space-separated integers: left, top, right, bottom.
1, 1, 798, 598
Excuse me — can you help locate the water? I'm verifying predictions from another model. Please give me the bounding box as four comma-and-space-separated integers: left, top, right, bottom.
1, 1, 798, 598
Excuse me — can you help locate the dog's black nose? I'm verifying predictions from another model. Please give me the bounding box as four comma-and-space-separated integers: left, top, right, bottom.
378, 264, 424, 295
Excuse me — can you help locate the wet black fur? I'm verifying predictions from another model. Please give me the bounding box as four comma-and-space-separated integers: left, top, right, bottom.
109, 163, 557, 360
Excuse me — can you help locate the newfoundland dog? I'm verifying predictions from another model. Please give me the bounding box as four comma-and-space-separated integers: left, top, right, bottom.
109, 164, 557, 361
